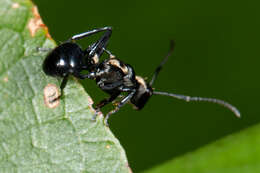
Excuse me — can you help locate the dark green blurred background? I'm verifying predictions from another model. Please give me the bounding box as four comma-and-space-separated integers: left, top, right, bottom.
33, 0, 259, 172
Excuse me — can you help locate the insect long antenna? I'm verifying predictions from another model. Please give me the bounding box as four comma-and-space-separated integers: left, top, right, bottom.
149, 40, 175, 86
153, 91, 241, 118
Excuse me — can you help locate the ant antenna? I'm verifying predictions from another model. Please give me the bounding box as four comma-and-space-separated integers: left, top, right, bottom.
149, 40, 175, 86
153, 91, 241, 118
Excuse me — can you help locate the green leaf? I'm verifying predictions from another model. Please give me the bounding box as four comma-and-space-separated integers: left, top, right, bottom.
0, 0, 131, 172
142, 124, 260, 173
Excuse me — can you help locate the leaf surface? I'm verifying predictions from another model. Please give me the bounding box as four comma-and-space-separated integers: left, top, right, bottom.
0, 0, 130, 172
143, 124, 260, 173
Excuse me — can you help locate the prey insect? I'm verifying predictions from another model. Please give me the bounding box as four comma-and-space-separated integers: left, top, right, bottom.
84, 41, 240, 126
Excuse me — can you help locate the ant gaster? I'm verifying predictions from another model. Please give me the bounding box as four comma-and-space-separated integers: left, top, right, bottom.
42, 27, 112, 99
83, 41, 240, 125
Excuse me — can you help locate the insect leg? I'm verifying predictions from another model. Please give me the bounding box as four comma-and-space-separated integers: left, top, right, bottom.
104, 90, 136, 126
103, 48, 116, 58
98, 81, 123, 90
86, 29, 112, 59
74, 72, 96, 80
50, 75, 69, 102
69, 26, 112, 41
95, 92, 120, 110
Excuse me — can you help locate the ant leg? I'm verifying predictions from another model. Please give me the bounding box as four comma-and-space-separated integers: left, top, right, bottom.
118, 86, 134, 92
74, 72, 96, 80
85, 28, 112, 58
94, 93, 120, 122
98, 81, 123, 90
60, 75, 69, 97
92, 92, 120, 122
95, 92, 120, 110
69, 27, 112, 63
103, 48, 116, 58
69, 26, 112, 41
50, 75, 69, 103
104, 90, 136, 126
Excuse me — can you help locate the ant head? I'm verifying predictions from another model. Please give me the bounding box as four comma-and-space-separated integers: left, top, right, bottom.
131, 41, 175, 110
131, 76, 153, 110
43, 42, 85, 77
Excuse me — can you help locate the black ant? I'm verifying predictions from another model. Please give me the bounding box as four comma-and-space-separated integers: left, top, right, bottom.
42, 27, 240, 126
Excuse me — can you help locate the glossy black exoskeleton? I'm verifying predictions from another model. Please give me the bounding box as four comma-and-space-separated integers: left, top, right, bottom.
84, 41, 240, 125
42, 27, 112, 98
42, 28, 240, 126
